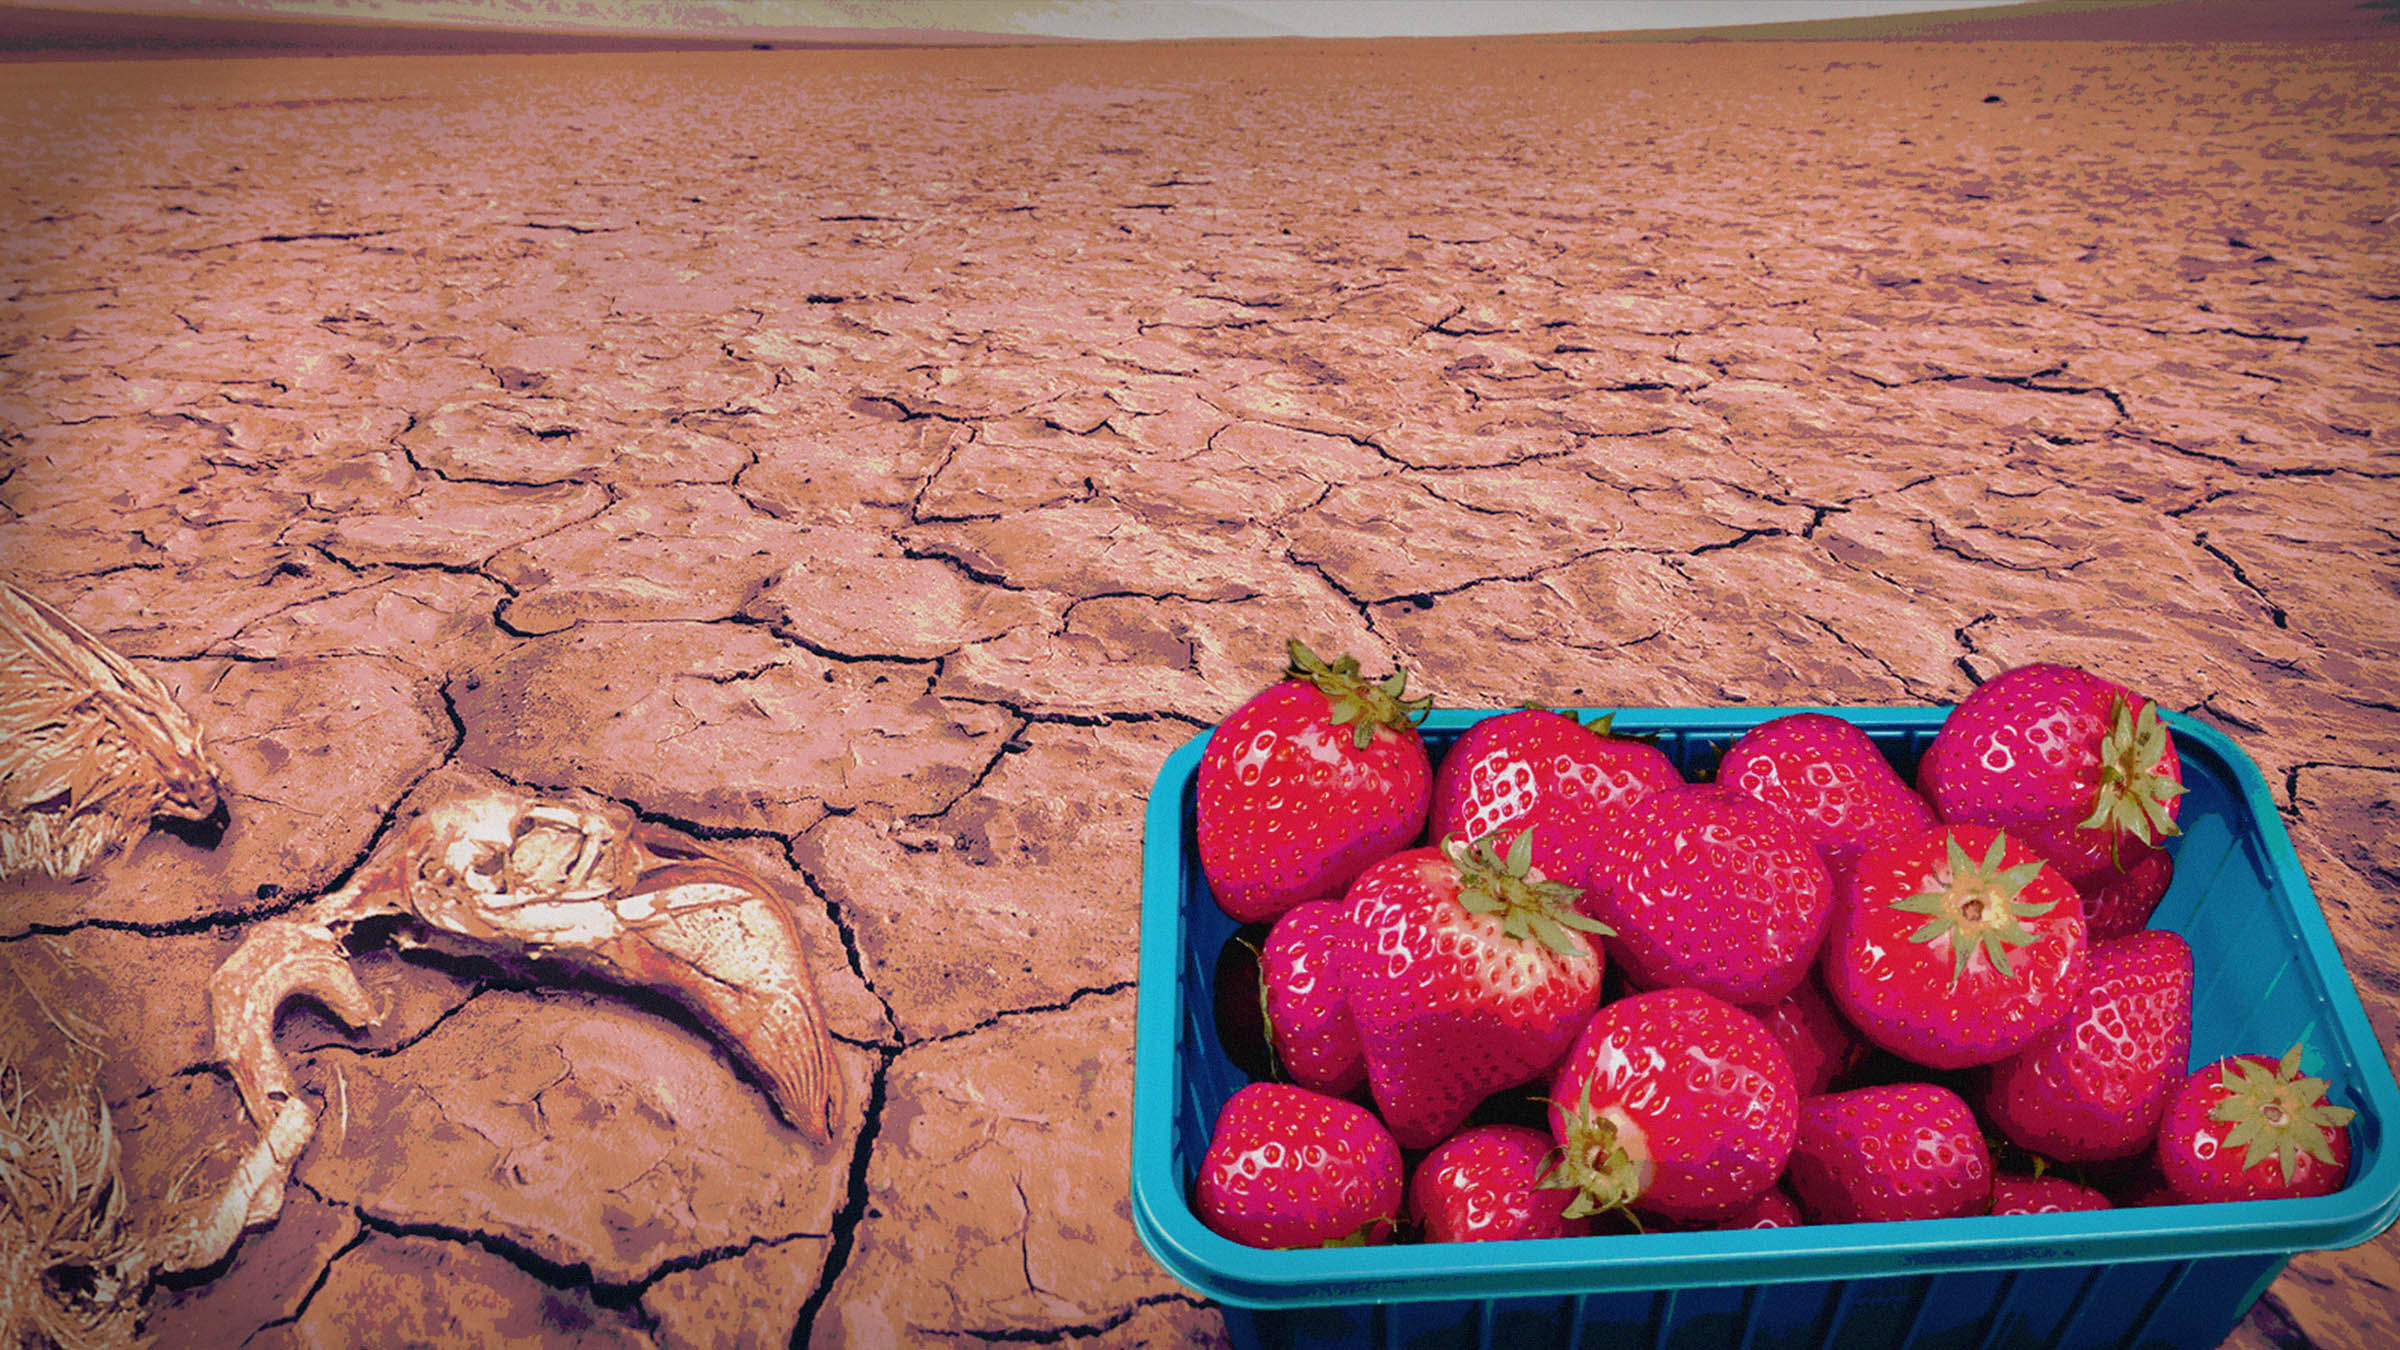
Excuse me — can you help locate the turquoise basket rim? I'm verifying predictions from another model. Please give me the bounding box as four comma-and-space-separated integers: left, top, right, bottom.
1129, 704, 2400, 1310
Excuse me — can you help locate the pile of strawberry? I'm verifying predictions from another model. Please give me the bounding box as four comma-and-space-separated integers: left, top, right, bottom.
1189, 642, 2359, 1249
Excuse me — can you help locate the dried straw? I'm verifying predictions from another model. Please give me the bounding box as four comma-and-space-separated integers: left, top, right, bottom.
0, 580, 221, 881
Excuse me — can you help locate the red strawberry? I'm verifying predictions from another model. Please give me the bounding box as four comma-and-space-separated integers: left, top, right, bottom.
1581, 783, 1834, 1007
1407, 1123, 1597, 1243
1718, 712, 1936, 881
1756, 971, 1869, 1097
1259, 899, 1366, 1097
1430, 708, 1680, 851
1983, 929, 2192, 1162
1494, 798, 1617, 899
1918, 663, 2185, 888
1641, 1183, 1805, 1232
1197, 640, 1432, 924
1824, 824, 2088, 1069
1788, 1082, 1993, 1224
1989, 1173, 2113, 1214
1717, 1185, 1803, 1229
1194, 1082, 1402, 1249
2081, 841, 2174, 941
2156, 1046, 2356, 1203
1543, 988, 1798, 1225
1338, 834, 1609, 1148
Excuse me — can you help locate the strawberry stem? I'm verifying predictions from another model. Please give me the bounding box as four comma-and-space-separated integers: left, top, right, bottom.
1446, 829, 1612, 960
1286, 639, 1431, 750
2210, 1043, 2356, 1183
1539, 1078, 1645, 1221
2076, 697, 2187, 846
1888, 831, 2057, 986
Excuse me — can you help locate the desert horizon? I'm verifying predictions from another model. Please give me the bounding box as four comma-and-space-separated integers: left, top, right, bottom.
4, 0, 2398, 58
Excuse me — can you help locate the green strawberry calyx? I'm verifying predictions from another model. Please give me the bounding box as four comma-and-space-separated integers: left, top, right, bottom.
1517, 704, 1663, 746
1537, 1078, 1647, 1224
2077, 696, 2186, 846
1891, 831, 2057, 987
1444, 829, 1613, 961
2210, 1044, 2356, 1184
1286, 639, 1432, 750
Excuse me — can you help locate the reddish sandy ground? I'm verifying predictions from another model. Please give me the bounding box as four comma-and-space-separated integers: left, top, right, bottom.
2, 4, 2396, 1347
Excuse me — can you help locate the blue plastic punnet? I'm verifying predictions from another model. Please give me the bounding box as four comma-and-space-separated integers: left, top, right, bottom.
1131, 706, 2400, 1349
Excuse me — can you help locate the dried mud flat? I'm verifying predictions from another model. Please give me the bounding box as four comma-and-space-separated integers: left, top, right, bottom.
2, 15, 2397, 1350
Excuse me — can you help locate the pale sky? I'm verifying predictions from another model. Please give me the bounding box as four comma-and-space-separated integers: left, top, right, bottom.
25, 0, 2038, 40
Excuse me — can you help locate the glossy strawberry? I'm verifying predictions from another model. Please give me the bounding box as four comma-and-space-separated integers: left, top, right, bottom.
1756, 971, 1869, 1096
1983, 929, 2192, 1162
1718, 712, 1935, 881
1408, 1123, 1597, 1243
1338, 834, 1609, 1148
2081, 841, 2174, 941
1197, 640, 1431, 924
1825, 824, 2088, 1069
1195, 1082, 1402, 1249
1989, 1173, 2112, 1214
1581, 783, 1833, 1007
2157, 1047, 2355, 1203
1543, 988, 1798, 1225
1430, 708, 1680, 852
1788, 1082, 1993, 1224
1259, 899, 1366, 1097
1918, 663, 2185, 888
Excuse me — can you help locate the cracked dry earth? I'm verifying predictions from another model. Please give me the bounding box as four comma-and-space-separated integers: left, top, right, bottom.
1, 22, 2397, 1350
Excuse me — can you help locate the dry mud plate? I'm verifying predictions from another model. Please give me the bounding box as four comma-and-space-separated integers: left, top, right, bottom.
3, 10, 2398, 1348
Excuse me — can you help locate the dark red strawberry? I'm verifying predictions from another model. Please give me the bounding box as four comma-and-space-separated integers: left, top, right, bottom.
2157, 1047, 2355, 1203
1194, 1082, 1402, 1249
1824, 824, 2088, 1069
2101, 1156, 2183, 1208
1717, 712, 1935, 881
1338, 834, 1609, 1148
1259, 899, 1366, 1097
1983, 929, 2192, 1162
1408, 1123, 1597, 1243
2081, 841, 2174, 942
1918, 663, 2185, 888
1430, 708, 1680, 851
1211, 925, 1277, 1082
1989, 1173, 2112, 1214
1542, 988, 1798, 1225
1756, 971, 1869, 1096
1197, 640, 1432, 924
1788, 1082, 1993, 1224
1581, 783, 1834, 1007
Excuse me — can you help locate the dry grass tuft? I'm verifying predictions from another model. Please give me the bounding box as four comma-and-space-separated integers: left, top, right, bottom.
0, 1062, 148, 1350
